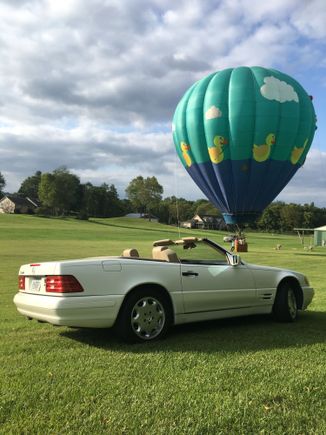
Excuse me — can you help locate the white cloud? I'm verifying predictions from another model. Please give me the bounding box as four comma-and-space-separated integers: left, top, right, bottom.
46, 0, 80, 18
237, 0, 297, 24
205, 106, 222, 120
291, 0, 326, 39
276, 148, 326, 206
218, 23, 296, 70
260, 76, 299, 103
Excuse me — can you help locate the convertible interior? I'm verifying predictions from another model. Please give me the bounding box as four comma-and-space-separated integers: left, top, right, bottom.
121, 246, 178, 262
120, 237, 230, 265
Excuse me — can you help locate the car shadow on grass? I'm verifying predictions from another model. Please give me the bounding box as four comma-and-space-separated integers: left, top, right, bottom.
60, 310, 326, 354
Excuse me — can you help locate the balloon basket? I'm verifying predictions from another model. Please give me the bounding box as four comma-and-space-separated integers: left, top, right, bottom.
234, 237, 248, 252
235, 242, 248, 253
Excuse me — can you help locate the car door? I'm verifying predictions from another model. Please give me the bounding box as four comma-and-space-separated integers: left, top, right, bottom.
181, 262, 257, 313
176, 242, 257, 313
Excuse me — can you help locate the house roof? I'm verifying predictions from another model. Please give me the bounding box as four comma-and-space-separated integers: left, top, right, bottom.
26, 197, 40, 207
0, 195, 38, 208
194, 214, 222, 222
314, 225, 326, 231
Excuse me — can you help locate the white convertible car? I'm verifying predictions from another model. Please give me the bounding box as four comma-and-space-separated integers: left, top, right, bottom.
14, 237, 314, 342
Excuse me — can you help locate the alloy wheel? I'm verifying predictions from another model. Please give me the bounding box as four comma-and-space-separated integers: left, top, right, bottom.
288, 289, 297, 319
130, 297, 166, 340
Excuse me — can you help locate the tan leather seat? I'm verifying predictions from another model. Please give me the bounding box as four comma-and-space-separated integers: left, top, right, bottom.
122, 248, 139, 257
152, 246, 179, 262
152, 246, 168, 260
161, 248, 179, 262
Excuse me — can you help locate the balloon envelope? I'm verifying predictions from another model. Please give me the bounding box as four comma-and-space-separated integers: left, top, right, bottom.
172, 66, 317, 224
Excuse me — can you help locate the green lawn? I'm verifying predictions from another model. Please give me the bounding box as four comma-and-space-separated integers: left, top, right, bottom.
1, 214, 325, 434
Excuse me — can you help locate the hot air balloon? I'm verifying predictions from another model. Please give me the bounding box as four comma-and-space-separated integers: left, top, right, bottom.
172, 66, 317, 224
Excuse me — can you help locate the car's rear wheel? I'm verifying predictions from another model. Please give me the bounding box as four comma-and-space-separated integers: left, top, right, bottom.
116, 288, 172, 343
273, 282, 298, 322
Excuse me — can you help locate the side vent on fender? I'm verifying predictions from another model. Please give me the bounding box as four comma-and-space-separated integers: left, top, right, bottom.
257, 289, 274, 301
261, 292, 273, 300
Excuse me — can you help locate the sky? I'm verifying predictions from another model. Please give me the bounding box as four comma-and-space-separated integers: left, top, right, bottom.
1, 0, 326, 206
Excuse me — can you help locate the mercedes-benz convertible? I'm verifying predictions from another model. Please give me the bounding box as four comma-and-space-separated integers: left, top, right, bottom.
14, 237, 314, 342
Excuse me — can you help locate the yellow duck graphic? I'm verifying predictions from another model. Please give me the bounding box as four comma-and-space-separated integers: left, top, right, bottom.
181, 142, 192, 167
253, 133, 275, 162
208, 135, 228, 164
290, 139, 308, 165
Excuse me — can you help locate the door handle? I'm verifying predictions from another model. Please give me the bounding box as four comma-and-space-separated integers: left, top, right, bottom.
182, 271, 199, 277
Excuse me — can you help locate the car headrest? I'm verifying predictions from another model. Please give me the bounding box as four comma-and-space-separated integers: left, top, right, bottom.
122, 248, 139, 257
152, 246, 179, 262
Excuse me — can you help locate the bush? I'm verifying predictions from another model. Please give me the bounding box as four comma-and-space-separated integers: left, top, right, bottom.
76, 211, 89, 220
35, 206, 52, 216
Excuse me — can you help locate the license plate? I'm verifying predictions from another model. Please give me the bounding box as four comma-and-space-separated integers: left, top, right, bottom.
31, 279, 41, 292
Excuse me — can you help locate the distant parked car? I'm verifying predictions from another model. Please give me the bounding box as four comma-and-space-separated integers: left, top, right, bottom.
14, 237, 314, 342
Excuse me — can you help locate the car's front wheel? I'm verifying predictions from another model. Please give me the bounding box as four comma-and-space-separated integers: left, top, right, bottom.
116, 288, 172, 342
273, 282, 298, 322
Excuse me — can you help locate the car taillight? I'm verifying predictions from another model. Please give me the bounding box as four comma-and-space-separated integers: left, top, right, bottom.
45, 276, 84, 293
18, 275, 26, 290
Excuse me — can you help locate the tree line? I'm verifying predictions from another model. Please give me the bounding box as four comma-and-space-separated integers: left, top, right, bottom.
0, 169, 326, 231
255, 201, 326, 232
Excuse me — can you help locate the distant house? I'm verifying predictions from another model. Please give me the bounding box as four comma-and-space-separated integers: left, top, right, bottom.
314, 225, 326, 246
181, 214, 227, 230
0, 195, 38, 214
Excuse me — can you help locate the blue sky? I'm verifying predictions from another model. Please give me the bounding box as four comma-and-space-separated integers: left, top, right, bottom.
1, 0, 325, 206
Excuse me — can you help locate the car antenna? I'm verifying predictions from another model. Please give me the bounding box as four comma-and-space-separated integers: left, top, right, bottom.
174, 151, 181, 238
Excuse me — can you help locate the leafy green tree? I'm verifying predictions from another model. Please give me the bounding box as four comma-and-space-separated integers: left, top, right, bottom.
38, 167, 80, 215
81, 183, 125, 218
194, 199, 221, 217
0, 172, 5, 198
303, 208, 314, 228
313, 206, 326, 228
158, 197, 194, 224
104, 184, 123, 217
126, 176, 163, 218
280, 203, 303, 231
121, 198, 132, 215
18, 171, 42, 199
302, 202, 325, 228
38, 173, 56, 213
257, 202, 284, 232
125, 176, 146, 213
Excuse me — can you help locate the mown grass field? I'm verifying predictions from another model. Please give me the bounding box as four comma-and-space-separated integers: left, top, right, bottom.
1, 214, 325, 434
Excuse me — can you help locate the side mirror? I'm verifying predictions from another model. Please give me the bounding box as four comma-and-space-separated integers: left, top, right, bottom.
227, 253, 240, 266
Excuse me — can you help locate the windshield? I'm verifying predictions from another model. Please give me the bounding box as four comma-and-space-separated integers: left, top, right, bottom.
173, 240, 228, 265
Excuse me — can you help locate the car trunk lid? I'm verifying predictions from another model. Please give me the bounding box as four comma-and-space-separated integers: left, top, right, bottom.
19, 262, 59, 295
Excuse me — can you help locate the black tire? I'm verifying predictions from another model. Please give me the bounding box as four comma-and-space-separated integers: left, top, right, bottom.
115, 288, 172, 343
273, 282, 298, 322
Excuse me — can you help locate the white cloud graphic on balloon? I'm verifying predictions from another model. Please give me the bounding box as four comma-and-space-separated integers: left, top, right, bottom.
205, 105, 222, 119
260, 76, 299, 103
